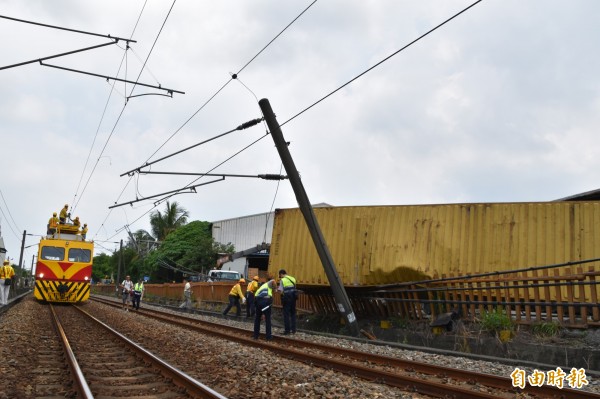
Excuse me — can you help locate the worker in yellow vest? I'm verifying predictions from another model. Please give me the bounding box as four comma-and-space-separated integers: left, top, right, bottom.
59, 204, 69, 224
222, 278, 246, 316
47, 212, 59, 235
0, 260, 15, 306
278, 269, 298, 335
253, 279, 277, 341
80, 224, 88, 240
245, 275, 259, 318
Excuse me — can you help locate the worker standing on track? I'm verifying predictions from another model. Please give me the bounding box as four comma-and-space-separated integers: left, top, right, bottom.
222, 278, 246, 316
132, 278, 145, 310
253, 279, 277, 341
120, 275, 134, 311
245, 275, 259, 318
278, 269, 298, 335
180, 278, 192, 310
0, 259, 15, 306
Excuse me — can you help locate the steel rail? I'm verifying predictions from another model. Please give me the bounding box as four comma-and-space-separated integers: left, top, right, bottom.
92, 297, 599, 398
72, 304, 227, 399
48, 304, 94, 399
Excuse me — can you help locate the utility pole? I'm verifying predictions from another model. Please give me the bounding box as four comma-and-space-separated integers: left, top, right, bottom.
116, 239, 123, 297
18, 230, 26, 279
259, 98, 359, 337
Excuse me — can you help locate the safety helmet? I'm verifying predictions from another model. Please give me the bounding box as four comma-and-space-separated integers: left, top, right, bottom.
64, 204, 68, 207
84, 223, 87, 226
3, 260, 8, 265
239, 278, 246, 283
53, 212, 57, 216
253, 275, 259, 281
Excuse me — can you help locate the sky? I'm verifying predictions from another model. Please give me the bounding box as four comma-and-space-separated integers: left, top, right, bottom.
1, 0, 599, 265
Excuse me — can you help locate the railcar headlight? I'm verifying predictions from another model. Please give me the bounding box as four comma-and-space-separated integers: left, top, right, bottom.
84, 276, 89, 281
38, 273, 44, 278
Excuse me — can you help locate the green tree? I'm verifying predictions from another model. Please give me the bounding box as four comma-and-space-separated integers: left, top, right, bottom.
145, 221, 234, 282
92, 252, 113, 283
150, 201, 189, 241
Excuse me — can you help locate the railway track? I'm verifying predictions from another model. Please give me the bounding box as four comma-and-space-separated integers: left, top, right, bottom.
93, 296, 600, 399
48, 303, 227, 398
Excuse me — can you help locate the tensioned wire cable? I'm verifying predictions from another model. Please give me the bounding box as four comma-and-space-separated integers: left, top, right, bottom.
144, 0, 318, 162
98, 1, 319, 242
85, 1, 178, 242
280, 0, 483, 127
104, 0, 484, 243
71, 0, 150, 214
74, 0, 176, 214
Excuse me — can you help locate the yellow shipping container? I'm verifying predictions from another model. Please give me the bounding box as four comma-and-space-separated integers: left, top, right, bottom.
268, 202, 600, 286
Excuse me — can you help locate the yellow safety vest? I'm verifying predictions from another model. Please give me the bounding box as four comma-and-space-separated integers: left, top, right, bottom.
247, 280, 259, 294
255, 282, 273, 298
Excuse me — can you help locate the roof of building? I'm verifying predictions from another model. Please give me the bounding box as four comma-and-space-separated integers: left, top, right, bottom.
554, 188, 600, 201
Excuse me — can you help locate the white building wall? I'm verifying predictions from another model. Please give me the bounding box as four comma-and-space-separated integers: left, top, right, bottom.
211, 211, 274, 251
211, 211, 274, 277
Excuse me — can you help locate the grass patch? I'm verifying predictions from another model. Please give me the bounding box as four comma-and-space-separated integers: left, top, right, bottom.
531, 321, 561, 337
479, 307, 513, 332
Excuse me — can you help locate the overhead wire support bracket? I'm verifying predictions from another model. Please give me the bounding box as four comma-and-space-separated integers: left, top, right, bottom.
120, 117, 264, 177
138, 170, 288, 180
0, 14, 137, 43
0, 41, 119, 71
39, 61, 185, 95
108, 177, 225, 209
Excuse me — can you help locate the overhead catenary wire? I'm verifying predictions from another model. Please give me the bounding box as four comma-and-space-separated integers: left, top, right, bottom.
0, 14, 137, 43
100, 1, 315, 246
0, 188, 21, 242
77, 1, 150, 241
280, 0, 484, 127
72, 0, 175, 214
143, 1, 318, 163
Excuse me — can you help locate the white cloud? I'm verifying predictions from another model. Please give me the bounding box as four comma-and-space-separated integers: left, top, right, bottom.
1, 0, 599, 261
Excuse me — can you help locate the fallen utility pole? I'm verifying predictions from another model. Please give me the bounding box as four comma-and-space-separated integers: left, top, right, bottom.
259, 98, 359, 337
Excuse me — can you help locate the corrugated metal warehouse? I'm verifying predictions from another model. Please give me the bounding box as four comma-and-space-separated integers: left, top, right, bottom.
211, 211, 274, 277
268, 201, 600, 286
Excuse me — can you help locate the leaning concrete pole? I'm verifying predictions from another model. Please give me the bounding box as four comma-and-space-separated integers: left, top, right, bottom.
259, 98, 359, 337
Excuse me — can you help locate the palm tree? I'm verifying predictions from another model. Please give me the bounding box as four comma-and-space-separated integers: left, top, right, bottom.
149, 201, 189, 241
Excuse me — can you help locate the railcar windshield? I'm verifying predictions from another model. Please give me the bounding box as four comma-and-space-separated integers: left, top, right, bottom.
68, 248, 92, 263
41, 246, 65, 261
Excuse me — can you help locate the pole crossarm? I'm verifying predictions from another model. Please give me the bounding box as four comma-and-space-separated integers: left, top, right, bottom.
0, 41, 118, 71
40, 61, 185, 95
108, 177, 225, 209
138, 171, 288, 180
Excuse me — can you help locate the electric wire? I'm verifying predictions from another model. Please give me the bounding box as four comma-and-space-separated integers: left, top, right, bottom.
0, 14, 136, 43
102, 2, 316, 245
280, 0, 484, 127
71, 0, 149, 213
144, 0, 316, 162
236, 0, 317, 76
126, 0, 177, 99
0, 188, 21, 236
72, 0, 174, 215
263, 163, 283, 244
